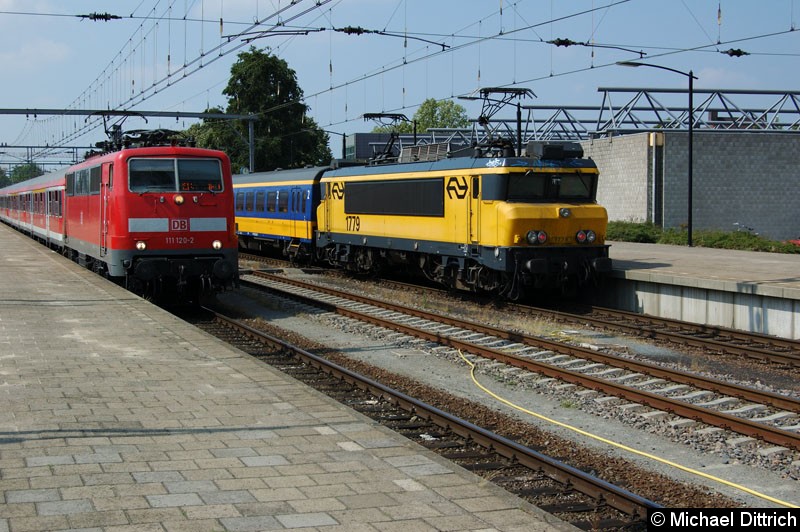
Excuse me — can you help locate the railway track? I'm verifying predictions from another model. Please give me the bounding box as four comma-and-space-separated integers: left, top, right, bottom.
515, 304, 800, 369
240, 271, 800, 452
190, 307, 661, 530
238, 253, 800, 369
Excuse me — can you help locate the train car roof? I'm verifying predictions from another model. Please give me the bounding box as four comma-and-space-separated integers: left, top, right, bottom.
233, 166, 330, 186
0, 169, 66, 194
321, 156, 597, 179
1, 145, 233, 195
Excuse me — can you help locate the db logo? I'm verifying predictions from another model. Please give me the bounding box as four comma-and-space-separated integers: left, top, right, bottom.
170, 219, 189, 231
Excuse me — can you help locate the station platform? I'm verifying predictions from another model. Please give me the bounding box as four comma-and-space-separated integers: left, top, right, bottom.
598, 241, 800, 339
0, 222, 570, 532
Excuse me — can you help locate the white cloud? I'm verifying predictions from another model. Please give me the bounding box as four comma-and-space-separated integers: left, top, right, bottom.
0, 39, 70, 71
695, 66, 757, 90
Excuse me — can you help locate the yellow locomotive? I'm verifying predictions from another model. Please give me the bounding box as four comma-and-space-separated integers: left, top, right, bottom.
315, 141, 611, 299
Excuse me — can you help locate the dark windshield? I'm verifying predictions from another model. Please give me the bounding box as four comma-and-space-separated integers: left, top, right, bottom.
507, 171, 596, 201
129, 158, 223, 193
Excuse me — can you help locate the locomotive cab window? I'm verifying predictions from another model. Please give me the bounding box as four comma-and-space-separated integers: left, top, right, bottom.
507, 171, 596, 202
178, 159, 223, 192
129, 158, 223, 193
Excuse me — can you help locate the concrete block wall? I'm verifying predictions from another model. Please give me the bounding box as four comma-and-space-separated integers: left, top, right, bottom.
584, 131, 800, 241
662, 131, 800, 240
581, 134, 650, 223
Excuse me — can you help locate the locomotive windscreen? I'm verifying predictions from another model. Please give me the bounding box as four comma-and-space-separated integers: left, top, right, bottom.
506, 171, 596, 202
129, 158, 224, 193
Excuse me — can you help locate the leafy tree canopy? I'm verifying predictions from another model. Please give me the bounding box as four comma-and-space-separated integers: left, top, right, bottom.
372, 98, 470, 133
0, 167, 10, 188
10, 163, 44, 183
187, 47, 331, 172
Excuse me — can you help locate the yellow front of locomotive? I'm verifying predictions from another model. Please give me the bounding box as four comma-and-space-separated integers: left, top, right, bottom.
478, 162, 611, 287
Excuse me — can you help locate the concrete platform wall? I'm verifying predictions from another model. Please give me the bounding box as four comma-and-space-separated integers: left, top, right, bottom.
596, 276, 800, 339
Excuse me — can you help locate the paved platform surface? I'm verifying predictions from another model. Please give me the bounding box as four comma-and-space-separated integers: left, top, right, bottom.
609, 241, 800, 300
0, 222, 572, 532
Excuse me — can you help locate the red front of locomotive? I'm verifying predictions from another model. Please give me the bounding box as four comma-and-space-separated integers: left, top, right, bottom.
104, 146, 238, 296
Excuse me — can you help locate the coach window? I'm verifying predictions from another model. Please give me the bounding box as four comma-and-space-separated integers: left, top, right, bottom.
267, 191, 277, 212
235, 191, 245, 211
50, 191, 62, 217
255, 191, 266, 212
278, 190, 288, 213
245, 192, 254, 212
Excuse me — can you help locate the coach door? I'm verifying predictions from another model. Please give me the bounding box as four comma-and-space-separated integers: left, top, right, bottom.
290, 187, 304, 238
100, 163, 112, 256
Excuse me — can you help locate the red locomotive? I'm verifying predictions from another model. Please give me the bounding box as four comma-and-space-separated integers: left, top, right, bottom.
0, 129, 238, 301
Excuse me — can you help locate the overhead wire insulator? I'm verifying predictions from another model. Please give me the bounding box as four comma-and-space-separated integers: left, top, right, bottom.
548, 37, 579, 47
80, 12, 121, 22
339, 26, 369, 35
722, 48, 749, 57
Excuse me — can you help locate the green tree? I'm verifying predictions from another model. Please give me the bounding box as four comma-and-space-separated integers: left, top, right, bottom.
0, 167, 10, 188
187, 47, 331, 172
372, 98, 470, 133
10, 163, 44, 183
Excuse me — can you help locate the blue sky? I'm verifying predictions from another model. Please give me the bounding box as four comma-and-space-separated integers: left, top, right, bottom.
1, 0, 798, 165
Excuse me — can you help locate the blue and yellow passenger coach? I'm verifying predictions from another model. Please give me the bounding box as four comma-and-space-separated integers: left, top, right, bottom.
316, 143, 611, 299
233, 166, 327, 262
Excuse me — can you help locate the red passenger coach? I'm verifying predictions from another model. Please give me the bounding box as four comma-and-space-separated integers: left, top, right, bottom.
0, 135, 238, 301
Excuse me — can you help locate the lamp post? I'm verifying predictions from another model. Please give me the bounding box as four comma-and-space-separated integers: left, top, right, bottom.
618, 61, 698, 247
306, 129, 347, 160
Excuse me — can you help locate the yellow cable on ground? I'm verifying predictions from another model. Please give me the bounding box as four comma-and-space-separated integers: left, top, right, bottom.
457, 350, 798, 509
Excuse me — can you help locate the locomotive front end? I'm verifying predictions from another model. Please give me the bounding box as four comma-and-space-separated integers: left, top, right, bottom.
490, 155, 611, 294
111, 149, 238, 300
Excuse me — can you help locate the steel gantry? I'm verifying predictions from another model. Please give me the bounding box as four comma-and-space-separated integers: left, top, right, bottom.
407, 88, 800, 148
0, 109, 258, 172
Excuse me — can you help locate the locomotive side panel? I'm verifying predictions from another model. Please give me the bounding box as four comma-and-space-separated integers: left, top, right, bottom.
315, 156, 611, 298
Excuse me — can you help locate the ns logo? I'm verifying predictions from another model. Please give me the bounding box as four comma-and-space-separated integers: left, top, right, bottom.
446, 176, 468, 199
330, 182, 345, 200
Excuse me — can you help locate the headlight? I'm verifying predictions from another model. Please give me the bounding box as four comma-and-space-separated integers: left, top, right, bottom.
135, 241, 147, 251
212, 240, 222, 250
586, 230, 596, 243
174, 194, 185, 205
527, 230, 547, 245
559, 208, 571, 218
